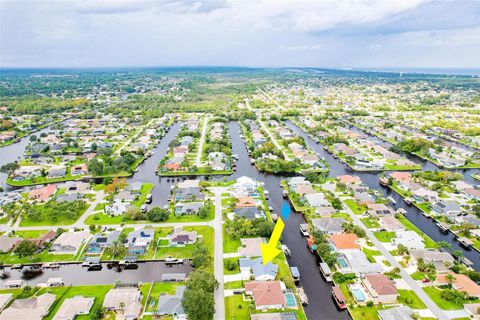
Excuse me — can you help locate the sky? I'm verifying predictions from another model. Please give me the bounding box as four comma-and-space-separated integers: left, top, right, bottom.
1, 0, 479, 69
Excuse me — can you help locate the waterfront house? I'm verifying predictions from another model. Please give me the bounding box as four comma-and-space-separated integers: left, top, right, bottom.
103, 288, 142, 320
432, 200, 462, 216
50, 230, 90, 254
0, 293, 56, 320
393, 230, 425, 250
234, 206, 265, 220
0, 294, 12, 312
87, 231, 120, 254
304, 193, 330, 207
410, 249, 455, 273
52, 296, 94, 320
126, 229, 155, 255
0, 236, 22, 253
105, 199, 130, 216
245, 281, 287, 311
367, 203, 395, 216
239, 258, 278, 281
378, 215, 404, 232
208, 152, 227, 171
155, 286, 186, 318
330, 233, 361, 250
436, 273, 480, 298
361, 274, 398, 304
175, 187, 204, 202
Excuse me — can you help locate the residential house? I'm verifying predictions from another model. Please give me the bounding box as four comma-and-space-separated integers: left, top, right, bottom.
245, 281, 287, 311
155, 286, 186, 318
29, 184, 57, 202
169, 227, 197, 246
239, 258, 278, 281
208, 152, 227, 171
378, 216, 404, 232
103, 288, 142, 320
0, 237, 22, 253
71, 164, 88, 176
367, 203, 394, 216
175, 202, 204, 215
52, 296, 94, 320
87, 231, 120, 254
362, 274, 398, 304
50, 230, 90, 255
432, 200, 462, 216
337, 250, 383, 275
126, 229, 155, 255
393, 231, 425, 250
311, 218, 345, 235
410, 249, 455, 273
239, 238, 264, 258
378, 306, 415, 320
0, 294, 12, 312
330, 233, 361, 250
304, 193, 330, 207
105, 199, 130, 216
175, 187, 204, 202
234, 206, 265, 220
0, 293, 56, 320
436, 273, 480, 298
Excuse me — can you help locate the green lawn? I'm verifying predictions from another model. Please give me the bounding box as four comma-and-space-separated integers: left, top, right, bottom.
423, 287, 464, 310
224, 257, 240, 275
360, 217, 380, 229
344, 199, 367, 215
225, 295, 251, 320
374, 231, 395, 242
44, 285, 113, 320
397, 289, 427, 309
144, 282, 184, 313
224, 281, 245, 289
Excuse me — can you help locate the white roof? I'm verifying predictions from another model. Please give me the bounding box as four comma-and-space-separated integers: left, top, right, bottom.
0, 293, 56, 320
53, 296, 94, 320
394, 230, 425, 249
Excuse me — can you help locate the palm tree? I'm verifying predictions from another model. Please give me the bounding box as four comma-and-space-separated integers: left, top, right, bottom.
445, 274, 456, 287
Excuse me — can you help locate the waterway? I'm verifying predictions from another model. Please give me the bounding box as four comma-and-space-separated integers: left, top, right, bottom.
0, 261, 192, 286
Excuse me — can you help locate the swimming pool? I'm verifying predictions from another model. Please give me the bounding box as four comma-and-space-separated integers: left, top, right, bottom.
352, 288, 367, 302
337, 257, 348, 269
284, 291, 297, 308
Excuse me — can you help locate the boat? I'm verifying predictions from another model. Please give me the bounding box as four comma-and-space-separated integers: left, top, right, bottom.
281, 245, 291, 256
436, 222, 448, 233
264, 190, 269, 199
82, 257, 101, 268
250, 159, 255, 165
396, 208, 407, 215
299, 224, 309, 237
458, 237, 473, 249
42, 262, 60, 269
387, 196, 396, 205
11, 264, 23, 270
319, 262, 333, 283
332, 286, 347, 310
290, 266, 300, 283
307, 236, 317, 253
146, 194, 152, 204
297, 287, 309, 305
165, 257, 184, 265
271, 213, 278, 222
379, 176, 389, 186
282, 190, 288, 198
404, 198, 413, 205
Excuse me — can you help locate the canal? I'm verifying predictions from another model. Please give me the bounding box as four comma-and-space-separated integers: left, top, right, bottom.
0, 261, 192, 286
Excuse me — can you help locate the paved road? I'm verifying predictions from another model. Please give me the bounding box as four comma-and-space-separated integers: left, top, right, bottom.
195, 115, 209, 167
210, 187, 225, 320
340, 196, 450, 320
258, 87, 284, 110
116, 119, 155, 155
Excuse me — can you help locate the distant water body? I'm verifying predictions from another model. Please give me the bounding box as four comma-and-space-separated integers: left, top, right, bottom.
354, 67, 480, 77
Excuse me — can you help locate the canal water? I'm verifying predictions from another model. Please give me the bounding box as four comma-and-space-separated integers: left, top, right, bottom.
0, 261, 192, 286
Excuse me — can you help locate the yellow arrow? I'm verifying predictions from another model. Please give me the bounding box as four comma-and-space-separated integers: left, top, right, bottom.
261, 217, 285, 265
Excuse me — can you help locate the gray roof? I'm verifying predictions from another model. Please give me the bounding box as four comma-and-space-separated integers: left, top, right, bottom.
311, 218, 345, 234
378, 306, 414, 320
239, 258, 278, 278
234, 207, 263, 220
175, 187, 204, 201
156, 286, 186, 315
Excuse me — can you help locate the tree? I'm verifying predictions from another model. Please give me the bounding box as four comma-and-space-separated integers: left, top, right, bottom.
0, 162, 19, 174
89, 305, 104, 320
182, 270, 218, 320
198, 205, 210, 218
192, 242, 210, 269
14, 240, 37, 257
147, 207, 170, 222
331, 197, 343, 211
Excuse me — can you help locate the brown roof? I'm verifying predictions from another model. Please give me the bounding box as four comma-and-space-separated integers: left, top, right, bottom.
364, 274, 398, 295
390, 172, 412, 182
437, 272, 480, 297
295, 184, 316, 195
236, 196, 256, 208
337, 175, 361, 185
330, 233, 360, 250
245, 281, 286, 307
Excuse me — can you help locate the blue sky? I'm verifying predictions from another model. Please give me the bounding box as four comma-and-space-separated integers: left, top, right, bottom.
1, 0, 479, 69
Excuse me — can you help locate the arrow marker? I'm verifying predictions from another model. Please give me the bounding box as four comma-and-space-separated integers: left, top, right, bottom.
281, 201, 291, 221
261, 217, 285, 265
